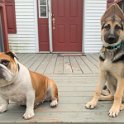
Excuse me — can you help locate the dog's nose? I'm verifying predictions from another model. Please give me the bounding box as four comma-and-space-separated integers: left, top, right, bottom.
107, 35, 116, 44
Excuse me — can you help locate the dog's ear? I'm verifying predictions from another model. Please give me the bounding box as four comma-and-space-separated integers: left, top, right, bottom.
5, 51, 18, 60
101, 3, 124, 24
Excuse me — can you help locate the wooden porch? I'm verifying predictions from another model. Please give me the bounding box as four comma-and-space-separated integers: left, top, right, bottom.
17, 53, 99, 76
0, 53, 124, 124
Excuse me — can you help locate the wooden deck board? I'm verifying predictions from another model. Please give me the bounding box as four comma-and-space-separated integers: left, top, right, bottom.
70, 56, 82, 74
80, 56, 99, 74
54, 55, 64, 74
86, 54, 99, 67
30, 54, 47, 71
44, 54, 57, 74
64, 56, 73, 74
75, 56, 92, 74
36, 54, 52, 73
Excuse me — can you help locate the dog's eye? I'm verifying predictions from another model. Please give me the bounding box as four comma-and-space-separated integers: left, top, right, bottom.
104, 25, 110, 30
115, 25, 122, 30
1, 60, 10, 66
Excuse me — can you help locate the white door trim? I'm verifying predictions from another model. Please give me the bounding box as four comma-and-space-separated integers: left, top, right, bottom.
48, 0, 53, 52
34, 0, 39, 52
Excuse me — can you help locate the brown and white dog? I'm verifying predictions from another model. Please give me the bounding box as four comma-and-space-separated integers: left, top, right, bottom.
0, 51, 58, 119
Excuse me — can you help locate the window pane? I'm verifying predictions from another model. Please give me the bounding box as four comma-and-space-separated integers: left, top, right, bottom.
40, 6, 46, 17
40, 0, 46, 5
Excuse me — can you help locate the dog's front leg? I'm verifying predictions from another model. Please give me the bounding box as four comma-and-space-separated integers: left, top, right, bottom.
23, 90, 35, 120
0, 96, 8, 113
109, 78, 124, 117
85, 72, 106, 109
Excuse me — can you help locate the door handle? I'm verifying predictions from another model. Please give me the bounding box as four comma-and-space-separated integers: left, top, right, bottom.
52, 17, 56, 30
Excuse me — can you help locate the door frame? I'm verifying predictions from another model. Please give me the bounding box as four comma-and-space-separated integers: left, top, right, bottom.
0, 1, 9, 52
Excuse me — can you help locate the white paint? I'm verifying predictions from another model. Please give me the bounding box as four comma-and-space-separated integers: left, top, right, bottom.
34, 0, 39, 53
48, 0, 53, 52
83, 0, 107, 53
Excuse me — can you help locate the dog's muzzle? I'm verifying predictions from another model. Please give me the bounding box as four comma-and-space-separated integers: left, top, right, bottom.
107, 34, 116, 44
0, 66, 5, 79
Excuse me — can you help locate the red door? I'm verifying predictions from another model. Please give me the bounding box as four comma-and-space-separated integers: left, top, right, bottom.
52, 0, 83, 52
38, 0, 49, 51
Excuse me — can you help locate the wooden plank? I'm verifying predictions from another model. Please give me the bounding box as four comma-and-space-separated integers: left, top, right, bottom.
18, 54, 29, 63
58, 86, 95, 92
21, 54, 35, 66
16, 53, 23, 58
36, 54, 53, 74
59, 91, 94, 97
81, 56, 99, 74
90, 53, 99, 61
26, 54, 42, 68
56, 82, 96, 87
64, 56, 72, 74
44, 54, 58, 74
54, 55, 64, 74
30, 54, 47, 71
75, 56, 92, 74
86, 54, 99, 68
69, 56, 82, 74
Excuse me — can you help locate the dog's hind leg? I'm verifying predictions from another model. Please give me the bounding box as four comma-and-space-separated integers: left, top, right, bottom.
47, 79, 58, 107
99, 94, 114, 101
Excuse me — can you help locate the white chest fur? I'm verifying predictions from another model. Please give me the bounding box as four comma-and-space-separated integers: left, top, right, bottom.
0, 63, 34, 104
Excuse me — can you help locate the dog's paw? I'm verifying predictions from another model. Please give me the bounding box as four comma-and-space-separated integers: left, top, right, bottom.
109, 106, 120, 118
50, 99, 58, 107
23, 111, 35, 120
0, 105, 7, 113
85, 101, 97, 109
120, 104, 124, 111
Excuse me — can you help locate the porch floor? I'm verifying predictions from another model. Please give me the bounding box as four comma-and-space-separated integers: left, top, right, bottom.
0, 53, 124, 124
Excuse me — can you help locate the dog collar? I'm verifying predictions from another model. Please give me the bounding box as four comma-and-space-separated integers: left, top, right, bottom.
104, 42, 123, 50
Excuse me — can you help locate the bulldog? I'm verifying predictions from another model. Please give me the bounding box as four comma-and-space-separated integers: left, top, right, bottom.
0, 51, 58, 119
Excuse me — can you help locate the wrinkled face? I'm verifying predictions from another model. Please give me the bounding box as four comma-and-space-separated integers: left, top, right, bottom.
0, 53, 18, 87
101, 19, 124, 46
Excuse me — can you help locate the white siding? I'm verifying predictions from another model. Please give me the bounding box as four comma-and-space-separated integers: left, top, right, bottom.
83, 0, 107, 53
8, 0, 39, 53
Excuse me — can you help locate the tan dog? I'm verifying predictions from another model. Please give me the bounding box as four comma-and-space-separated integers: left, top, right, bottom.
0, 52, 58, 119
85, 4, 124, 117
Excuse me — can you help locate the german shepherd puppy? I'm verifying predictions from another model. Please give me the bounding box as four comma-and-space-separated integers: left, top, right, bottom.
85, 4, 124, 117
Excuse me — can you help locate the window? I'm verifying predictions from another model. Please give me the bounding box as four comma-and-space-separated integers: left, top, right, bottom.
39, 0, 48, 18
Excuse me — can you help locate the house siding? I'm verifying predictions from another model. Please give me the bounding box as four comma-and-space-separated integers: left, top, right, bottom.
8, 0, 107, 53
83, 0, 107, 53
8, 0, 38, 53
